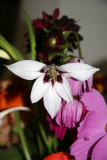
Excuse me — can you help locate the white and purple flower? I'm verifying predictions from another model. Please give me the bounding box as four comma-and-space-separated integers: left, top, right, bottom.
6, 60, 99, 118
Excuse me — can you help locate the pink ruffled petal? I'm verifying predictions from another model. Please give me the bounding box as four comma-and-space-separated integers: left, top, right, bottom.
56, 99, 83, 128
92, 135, 107, 160
68, 78, 83, 97
70, 134, 104, 160
78, 111, 106, 139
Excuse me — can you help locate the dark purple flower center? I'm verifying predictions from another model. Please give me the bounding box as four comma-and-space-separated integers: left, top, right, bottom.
43, 67, 62, 84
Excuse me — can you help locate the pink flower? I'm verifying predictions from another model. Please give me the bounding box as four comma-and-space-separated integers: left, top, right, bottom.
46, 114, 67, 140
55, 99, 86, 128
70, 90, 107, 160
81, 88, 107, 113
68, 58, 93, 97
46, 99, 86, 140
68, 77, 93, 97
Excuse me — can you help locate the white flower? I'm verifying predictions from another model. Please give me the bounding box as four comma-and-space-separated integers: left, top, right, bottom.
0, 106, 30, 125
6, 60, 99, 118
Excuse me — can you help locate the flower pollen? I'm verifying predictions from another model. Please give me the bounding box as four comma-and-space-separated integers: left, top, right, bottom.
50, 67, 57, 83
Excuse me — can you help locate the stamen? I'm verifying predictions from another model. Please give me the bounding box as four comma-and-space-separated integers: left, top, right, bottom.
49, 68, 57, 83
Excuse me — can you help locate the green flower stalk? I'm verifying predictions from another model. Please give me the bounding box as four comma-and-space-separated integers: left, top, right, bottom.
14, 111, 32, 160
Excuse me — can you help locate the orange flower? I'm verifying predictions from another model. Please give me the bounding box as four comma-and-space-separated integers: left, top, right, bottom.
0, 77, 30, 110
0, 90, 24, 110
43, 152, 75, 160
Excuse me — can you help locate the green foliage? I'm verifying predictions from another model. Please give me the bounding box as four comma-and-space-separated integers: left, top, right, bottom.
23, 9, 36, 60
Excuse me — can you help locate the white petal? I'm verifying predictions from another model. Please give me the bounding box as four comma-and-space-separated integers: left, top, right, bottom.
54, 76, 73, 103
60, 63, 99, 81
31, 76, 51, 103
0, 49, 11, 60
43, 85, 61, 119
0, 106, 30, 120
6, 60, 46, 80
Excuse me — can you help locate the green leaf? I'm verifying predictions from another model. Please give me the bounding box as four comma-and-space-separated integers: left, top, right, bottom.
23, 10, 36, 60
0, 35, 25, 61
63, 31, 83, 58
0, 49, 11, 60
37, 134, 45, 156
0, 35, 18, 60
0, 147, 24, 160
52, 135, 58, 152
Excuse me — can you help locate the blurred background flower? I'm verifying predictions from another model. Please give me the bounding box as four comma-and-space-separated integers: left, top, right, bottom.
25, 8, 83, 64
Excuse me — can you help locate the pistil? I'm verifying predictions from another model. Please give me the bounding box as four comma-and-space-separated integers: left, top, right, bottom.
50, 68, 57, 83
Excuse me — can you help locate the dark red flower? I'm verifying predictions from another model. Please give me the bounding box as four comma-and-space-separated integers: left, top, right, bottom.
42, 8, 59, 21
43, 32, 65, 52
25, 8, 83, 64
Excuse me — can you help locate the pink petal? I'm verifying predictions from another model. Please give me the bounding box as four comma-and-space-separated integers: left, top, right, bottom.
56, 99, 83, 128
70, 134, 104, 160
68, 78, 83, 97
81, 89, 107, 114
62, 100, 83, 128
53, 125, 67, 140
55, 103, 63, 126
78, 111, 106, 139
92, 135, 107, 160
46, 113, 67, 140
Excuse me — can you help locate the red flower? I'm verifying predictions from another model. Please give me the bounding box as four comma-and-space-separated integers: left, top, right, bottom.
42, 8, 59, 21
43, 152, 75, 160
25, 8, 83, 64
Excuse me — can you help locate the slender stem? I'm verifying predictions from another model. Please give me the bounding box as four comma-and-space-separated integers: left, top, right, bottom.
23, 10, 36, 61
71, 31, 82, 59
34, 103, 52, 155
47, 136, 53, 154
14, 111, 32, 160
63, 31, 83, 59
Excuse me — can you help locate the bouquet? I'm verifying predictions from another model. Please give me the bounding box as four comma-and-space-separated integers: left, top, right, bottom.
0, 8, 106, 160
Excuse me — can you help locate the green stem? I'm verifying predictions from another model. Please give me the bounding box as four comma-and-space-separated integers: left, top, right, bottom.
47, 136, 53, 154
34, 103, 52, 155
14, 111, 32, 160
23, 10, 36, 61
63, 31, 83, 59
71, 31, 82, 59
